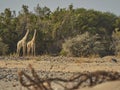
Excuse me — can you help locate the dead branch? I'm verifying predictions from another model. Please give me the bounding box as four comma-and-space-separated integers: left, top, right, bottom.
18, 64, 120, 90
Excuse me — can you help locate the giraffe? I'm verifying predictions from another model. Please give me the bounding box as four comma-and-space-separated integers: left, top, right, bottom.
17, 29, 29, 56
27, 29, 36, 56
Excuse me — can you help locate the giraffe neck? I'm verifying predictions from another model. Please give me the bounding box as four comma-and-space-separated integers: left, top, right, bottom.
23, 29, 29, 41
32, 30, 36, 41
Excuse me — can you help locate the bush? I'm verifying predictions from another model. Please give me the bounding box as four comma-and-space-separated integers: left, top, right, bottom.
112, 28, 120, 55
61, 32, 107, 57
0, 38, 9, 55
60, 49, 68, 56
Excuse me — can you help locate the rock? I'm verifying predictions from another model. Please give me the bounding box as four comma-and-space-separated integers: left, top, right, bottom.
111, 58, 117, 63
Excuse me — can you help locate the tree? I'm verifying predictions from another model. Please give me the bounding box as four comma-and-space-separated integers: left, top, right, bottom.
0, 4, 118, 56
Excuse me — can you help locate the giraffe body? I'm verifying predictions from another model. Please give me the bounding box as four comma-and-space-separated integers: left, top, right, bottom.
27, 29, 36, 56
17, 29, 29, 56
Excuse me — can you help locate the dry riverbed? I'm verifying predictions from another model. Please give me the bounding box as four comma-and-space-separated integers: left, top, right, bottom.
0, 55, 120, 90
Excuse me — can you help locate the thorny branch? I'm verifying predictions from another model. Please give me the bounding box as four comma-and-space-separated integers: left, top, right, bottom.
18, 64, 120, 90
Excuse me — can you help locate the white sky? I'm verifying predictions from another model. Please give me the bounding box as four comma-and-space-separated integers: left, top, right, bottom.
0, 0, 120, 16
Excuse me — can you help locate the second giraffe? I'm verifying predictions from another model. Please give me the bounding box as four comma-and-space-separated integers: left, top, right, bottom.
27, 29, 36, 56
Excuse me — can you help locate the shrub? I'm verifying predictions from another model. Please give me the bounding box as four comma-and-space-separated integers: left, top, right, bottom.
112, 28, 120, 55
61, 32, 107, 57
0, 38, 9, 55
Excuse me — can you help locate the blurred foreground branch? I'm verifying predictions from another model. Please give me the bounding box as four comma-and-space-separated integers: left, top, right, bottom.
18, 64, 120, 90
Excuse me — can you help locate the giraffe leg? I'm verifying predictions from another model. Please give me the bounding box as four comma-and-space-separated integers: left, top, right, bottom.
32, 47, 34, 56
33, 45, 36, 56
23, 45, 26, 56
17, 47, 20, 56
27, 47, 30, 56
17, 44, 21, 56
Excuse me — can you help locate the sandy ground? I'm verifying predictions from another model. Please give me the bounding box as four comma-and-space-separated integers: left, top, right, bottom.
0, 56, 120, 72
0, 55, 120, 90
80, 81, 120, 90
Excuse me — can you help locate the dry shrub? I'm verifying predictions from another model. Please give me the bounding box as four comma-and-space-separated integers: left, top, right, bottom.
61, 32, 106, 57
112, 28, 120, 55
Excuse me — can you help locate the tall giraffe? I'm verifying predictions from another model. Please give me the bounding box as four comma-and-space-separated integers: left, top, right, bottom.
27, 29, 36, 56
17, 29, 29, 56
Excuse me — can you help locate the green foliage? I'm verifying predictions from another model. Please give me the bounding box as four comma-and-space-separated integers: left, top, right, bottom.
0, 4, 118, 56
0, 38, 9, 55
60, 49, 68, 56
